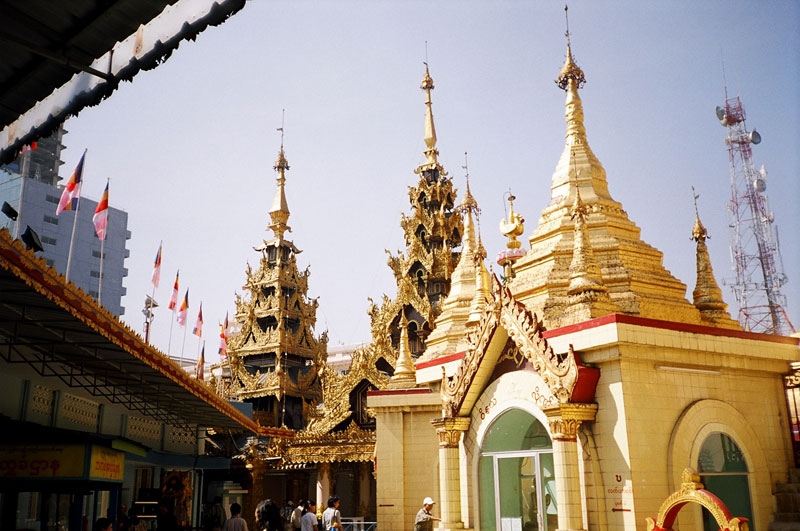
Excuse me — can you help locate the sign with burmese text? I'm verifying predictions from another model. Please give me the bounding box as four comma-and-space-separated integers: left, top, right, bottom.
88, 445, 124, 481
0, 445, 124, 482
0, 445, 86, 479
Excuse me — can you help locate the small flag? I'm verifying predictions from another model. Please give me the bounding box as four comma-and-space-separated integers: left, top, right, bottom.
177, 290, 189, 326
92, 181, 109, 240
19, 142, 38, 154
196, 343, 205, 381
218, 312, 229, 357
56, 150, 86, 215
168, 271, 179, 310
152, 242, 162, 288
193, 304, 203, 337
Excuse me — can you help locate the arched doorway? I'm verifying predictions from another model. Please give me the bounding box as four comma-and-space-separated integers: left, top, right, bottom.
697, 432, 754, 530
479, 409, 556, 531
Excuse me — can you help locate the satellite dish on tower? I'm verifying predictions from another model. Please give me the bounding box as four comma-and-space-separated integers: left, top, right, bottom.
749, 129, 761, 144
753, 178, 766, 193
715, 106, 726, 121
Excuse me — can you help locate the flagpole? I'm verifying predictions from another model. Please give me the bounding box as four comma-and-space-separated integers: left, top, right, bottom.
179, 320, 188, 367
98, 236, 105, 305
65, 149, 86, 283
167, 307, 176, 355
149, 241, 160, 344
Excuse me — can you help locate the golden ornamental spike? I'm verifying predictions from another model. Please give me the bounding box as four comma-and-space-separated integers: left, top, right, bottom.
556, 5, 585, 91
690, 192, 728, 317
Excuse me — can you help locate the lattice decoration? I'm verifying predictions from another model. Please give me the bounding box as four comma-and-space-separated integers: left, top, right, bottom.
168, 425, 196, 446
31, 384, 54, 416
62, 393, 100, 427
127, 415, 162, 442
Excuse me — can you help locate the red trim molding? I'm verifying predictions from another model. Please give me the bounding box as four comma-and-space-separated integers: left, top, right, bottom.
543, 313, 798, 345
367, 388, 432, 397
415, 351, 466, 370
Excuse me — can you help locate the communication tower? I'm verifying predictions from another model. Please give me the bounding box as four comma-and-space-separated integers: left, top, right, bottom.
716, 93, 794, 335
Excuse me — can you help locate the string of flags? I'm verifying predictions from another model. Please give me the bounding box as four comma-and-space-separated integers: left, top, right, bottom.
44, 150, 231, 376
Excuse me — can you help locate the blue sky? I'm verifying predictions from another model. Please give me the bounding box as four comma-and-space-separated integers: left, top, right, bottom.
62, 1, 799, 360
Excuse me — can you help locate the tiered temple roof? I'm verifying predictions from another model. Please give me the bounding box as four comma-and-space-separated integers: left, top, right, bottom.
509, 33, 735, 330
226, 145, 327, 405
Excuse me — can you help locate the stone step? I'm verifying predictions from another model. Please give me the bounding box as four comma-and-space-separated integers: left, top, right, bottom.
772, 513, 800, 523
776, 493, 800, 513
777, 483, 800, 494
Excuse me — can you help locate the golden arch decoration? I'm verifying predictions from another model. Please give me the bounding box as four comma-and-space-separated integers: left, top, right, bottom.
645, 468, 749, 531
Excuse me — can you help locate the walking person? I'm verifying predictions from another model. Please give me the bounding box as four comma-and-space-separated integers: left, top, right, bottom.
300, 500, 318, 531
414, 497, 440, 531
291, 499, 305, 531
222, 502, 249, 531
321, 497, 341, 531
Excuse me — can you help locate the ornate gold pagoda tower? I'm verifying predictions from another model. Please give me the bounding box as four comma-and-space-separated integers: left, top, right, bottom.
509, 31, 728, 330
225, 143, 327, 428
380, 64, 464, 359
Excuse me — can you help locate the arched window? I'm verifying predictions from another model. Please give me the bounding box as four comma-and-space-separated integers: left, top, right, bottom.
479, 409, 556, 531
697, 433, 754, 529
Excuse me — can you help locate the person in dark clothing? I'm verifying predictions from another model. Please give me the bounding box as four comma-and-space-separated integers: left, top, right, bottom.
156, 501, 179, 531
255, 499, 284, 531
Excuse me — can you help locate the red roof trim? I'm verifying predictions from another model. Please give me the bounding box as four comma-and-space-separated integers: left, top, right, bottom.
367, 388, 432, 397
542, 313, 798, 345
415, 351, 466, 370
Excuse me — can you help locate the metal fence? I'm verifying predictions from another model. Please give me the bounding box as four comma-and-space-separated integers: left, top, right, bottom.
342, 520, 377, 531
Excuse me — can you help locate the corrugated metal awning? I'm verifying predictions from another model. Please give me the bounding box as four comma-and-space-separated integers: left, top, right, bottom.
0, 0, 248, 164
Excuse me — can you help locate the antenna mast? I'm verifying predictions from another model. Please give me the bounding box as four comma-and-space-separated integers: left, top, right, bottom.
717, 94, 794, 334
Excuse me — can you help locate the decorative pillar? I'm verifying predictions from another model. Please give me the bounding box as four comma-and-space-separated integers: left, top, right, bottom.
431, 416, 472, 531
316, 462, 331, 518
543, 403, 597, 531
245, 461, 267, 531
358, 461, 372, 516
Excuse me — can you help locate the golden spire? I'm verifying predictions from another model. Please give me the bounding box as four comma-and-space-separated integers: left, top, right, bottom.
556, 5, 586, 91
468, 233, 491, 326
566, 181, 607, 297
389, 312, 417, 389
690, 188, 729, 317
269, 119, 291, 240
418, 62, 440, 172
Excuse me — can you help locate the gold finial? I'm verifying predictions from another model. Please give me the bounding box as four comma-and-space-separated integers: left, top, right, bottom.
269, 116, 291, 239
499, 191, 525, 250
458, 152, 480, 215
556, 4, 586, 91
690, 189, 728, 316
690, 186, 707, 242
389, 311, 417, 388
420, 61, 440, 169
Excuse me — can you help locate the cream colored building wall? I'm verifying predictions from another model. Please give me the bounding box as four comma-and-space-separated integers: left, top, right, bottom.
576, 323, 796, 531
369, 392, 441, 531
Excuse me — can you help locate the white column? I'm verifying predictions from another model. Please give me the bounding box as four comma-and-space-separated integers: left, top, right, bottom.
316, 462, 331, 518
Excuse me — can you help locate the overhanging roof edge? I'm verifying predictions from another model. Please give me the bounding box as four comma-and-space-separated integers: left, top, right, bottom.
0, 0, 247, 165
0, 227, 261, 433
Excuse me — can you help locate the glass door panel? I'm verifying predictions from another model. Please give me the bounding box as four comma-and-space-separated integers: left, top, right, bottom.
539, 453, 557, 531
479, 456, 497, 531
497, 456, 538, 531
